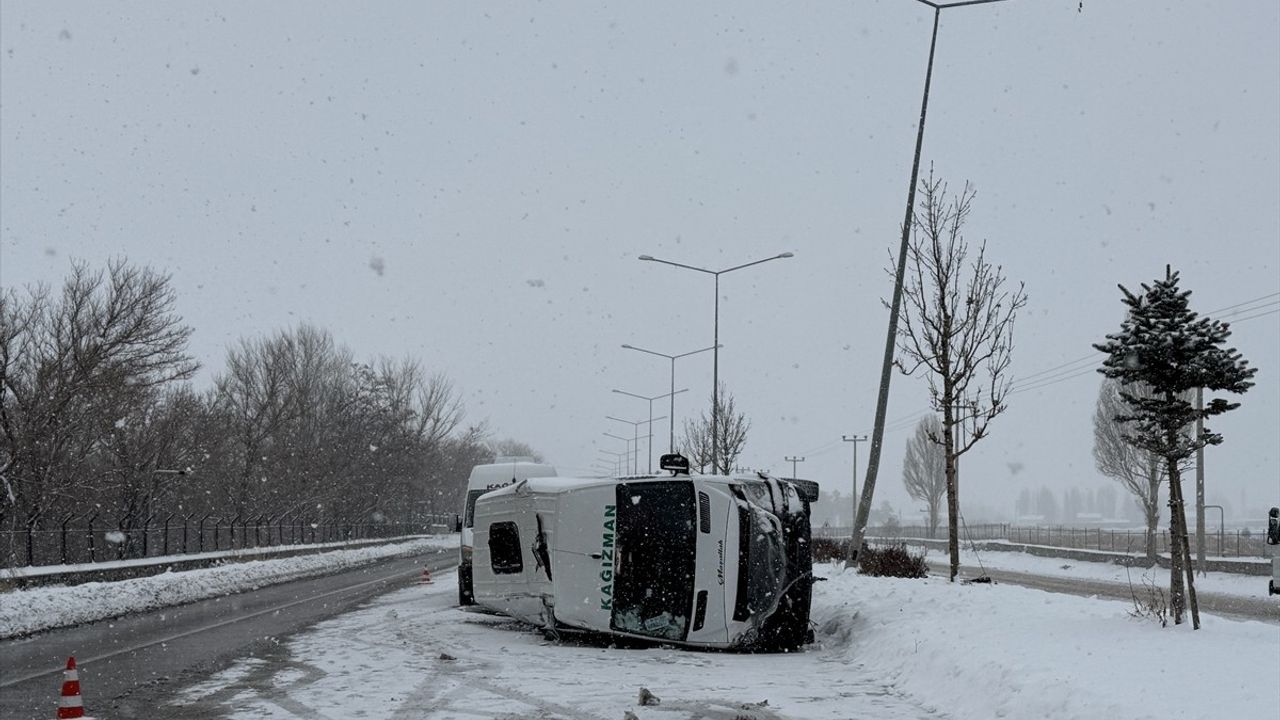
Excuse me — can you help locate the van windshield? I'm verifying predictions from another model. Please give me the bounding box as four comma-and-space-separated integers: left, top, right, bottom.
463, 489, 487, 529
733, 504, 785, 623
612, 480, 697, 641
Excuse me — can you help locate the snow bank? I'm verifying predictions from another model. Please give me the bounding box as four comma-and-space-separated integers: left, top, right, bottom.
814, 561, 1280, 720
0, 535, 438, 580
0, 536, 454, 639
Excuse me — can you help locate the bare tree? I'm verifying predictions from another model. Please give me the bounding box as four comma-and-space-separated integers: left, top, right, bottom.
894, 170, 1027, 581
488, 438, 544, 463
213, 328, 300, 516
1093, 378, 1176, 559
0, 260, 197, 529
902, 415, 946, 538
680, 383, 749, 474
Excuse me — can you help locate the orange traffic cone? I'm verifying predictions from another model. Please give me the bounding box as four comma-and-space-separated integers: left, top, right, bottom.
419, 568, 433, 584
56, 656, 88, 719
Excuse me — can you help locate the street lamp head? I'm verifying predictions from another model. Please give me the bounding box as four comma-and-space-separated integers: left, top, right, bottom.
638, 255, 654, 261
621, 344, 634, 350
778, 252, 795, 259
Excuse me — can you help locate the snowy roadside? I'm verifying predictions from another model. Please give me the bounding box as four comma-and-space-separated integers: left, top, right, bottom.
0, 534, 444, 580
0, 536, 456, 639
174, 564, 1280, 720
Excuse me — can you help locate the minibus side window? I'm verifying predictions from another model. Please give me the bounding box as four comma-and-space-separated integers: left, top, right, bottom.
489, 521, 524, 574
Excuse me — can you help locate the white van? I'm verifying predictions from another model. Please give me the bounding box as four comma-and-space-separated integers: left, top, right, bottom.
458, 459, 557, 605
469, 454, 818, 651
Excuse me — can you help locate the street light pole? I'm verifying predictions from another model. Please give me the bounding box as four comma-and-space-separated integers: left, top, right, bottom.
613, 388, 688, 473
621, 343, 718, 454
607, 416, 667, 476
850, 0, 1022, 568
639, 253, 794, 474
842, 435, 868, 528
598, 449, 625, 476
603, 432, 634, 475
785, 456, 805, 480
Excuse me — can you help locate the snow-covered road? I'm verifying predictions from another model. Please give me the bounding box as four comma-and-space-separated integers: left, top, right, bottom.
172, 563, 1279, 720
175, 568, 937, 720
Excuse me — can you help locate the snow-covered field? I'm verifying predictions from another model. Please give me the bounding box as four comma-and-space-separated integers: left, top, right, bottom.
0, 536, 456, 639
172, 564, 1279, 720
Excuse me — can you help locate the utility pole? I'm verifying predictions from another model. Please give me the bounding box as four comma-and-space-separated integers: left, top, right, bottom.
785, 456, 805, 480
1196, 387, 1205, 566
841, 435, 867, 534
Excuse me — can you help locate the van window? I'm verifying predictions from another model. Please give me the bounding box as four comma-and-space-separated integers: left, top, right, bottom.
488, 522, 524, 574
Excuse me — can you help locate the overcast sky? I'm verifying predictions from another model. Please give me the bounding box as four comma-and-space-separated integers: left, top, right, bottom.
3, 1, 1277, 522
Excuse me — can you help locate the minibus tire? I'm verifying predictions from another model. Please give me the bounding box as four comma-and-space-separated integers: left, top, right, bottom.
458, 562, 475, 606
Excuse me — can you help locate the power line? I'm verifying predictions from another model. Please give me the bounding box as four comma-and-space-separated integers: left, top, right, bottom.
872, 287, 1279, 418
1204, 291, 1279, 315
1011, 351, 1102, 385
1007, 365, 1099, 397
1228, 307, 1279, 324
1009, 354, 1102, 390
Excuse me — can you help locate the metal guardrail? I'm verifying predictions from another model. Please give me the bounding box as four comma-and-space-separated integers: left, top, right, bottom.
0, 512, 457, 569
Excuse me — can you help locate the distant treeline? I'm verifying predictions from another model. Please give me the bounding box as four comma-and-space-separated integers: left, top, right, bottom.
0, 259, 525, 540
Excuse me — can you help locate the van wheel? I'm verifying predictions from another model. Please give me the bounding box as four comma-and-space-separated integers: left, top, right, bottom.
458, 562, 475, 606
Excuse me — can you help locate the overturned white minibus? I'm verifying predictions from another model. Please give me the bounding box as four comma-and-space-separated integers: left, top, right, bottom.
469, 454, 818, 652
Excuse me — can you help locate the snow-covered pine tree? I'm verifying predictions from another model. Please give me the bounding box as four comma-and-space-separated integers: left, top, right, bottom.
1093, 266, 1256, 629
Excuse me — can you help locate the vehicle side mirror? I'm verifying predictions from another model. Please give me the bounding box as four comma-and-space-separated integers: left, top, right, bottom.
659, 453, 690, 476
1267, 507, 1280, 546
453, 514, 463, 533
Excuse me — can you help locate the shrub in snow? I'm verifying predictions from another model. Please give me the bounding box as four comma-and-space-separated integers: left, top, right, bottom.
811, 537, 847, 563
857, 544, 928, 579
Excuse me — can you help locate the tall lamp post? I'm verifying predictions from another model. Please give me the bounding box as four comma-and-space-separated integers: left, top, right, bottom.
597, 450, 625, 476
851, 0, 1024, 568
613, 388, 688, 473
607, 415, 667, 476
603, 433, 634, 475
621, 343, 719, 453
842, 435, 868, 530
638, 252, 794, 474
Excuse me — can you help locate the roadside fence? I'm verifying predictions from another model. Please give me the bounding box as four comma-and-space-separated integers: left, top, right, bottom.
0, 512, 457, 569
814, 523, 1270, 559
